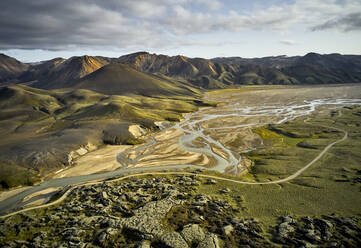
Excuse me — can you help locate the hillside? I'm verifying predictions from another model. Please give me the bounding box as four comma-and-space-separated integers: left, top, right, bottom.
27, 55, 112, 89
280, 53, 361, 84
74, 62, 201, 96
118, 52, 298, 86
117, 52, 218, 79
0, 54, 29, 84
211, 55, 300, 68
0, 83, 211, 189
118, 52, 361, 86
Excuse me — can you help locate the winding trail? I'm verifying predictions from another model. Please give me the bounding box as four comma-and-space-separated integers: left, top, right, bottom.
0, 122, 348, 218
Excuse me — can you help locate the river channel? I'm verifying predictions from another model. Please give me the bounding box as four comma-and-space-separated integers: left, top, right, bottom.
1, 86, 361, 215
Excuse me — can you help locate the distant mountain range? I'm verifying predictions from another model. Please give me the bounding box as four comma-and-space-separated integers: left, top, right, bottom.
1, 52, 361, 92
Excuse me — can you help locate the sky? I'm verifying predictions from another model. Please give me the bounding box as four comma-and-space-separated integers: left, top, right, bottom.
0, 0, 360, 62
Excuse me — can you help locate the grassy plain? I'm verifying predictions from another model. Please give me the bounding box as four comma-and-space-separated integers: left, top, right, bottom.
199, 105, 361, 228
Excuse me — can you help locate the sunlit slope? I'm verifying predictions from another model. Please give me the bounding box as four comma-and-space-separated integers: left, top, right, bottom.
28, 56, 111, 89
0, 54, 29, 83
74, 63, 201, 96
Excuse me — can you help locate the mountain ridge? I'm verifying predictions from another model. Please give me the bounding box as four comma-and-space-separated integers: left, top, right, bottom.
1, 51, 361, 90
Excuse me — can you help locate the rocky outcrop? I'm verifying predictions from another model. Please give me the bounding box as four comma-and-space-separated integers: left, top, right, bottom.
1, 175, 360, 248
181, 224, 206, 244
277, 215, 296, 240
275, 215, 361, 247
119, 190, 183, 239
197, 233, 220, 248
128, 125, 147, 138
161, 232, 189, 248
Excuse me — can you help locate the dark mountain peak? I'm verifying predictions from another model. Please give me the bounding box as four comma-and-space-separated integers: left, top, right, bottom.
50, 57, 66, 64
119, 51, 150, 59
296, 52, 324, 66
0, 53, 11, 59
301, 52, 323, 61
67, 55, 91, 63
304, 52, 321, 56
0, 53, 29, 83
0, 53, 25, 64
328, 53, 342, 56
174, 55, 189, 62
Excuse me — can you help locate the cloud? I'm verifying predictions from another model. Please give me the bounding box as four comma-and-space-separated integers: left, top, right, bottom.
194, 0, 222, 11
311, 12, 361, 31
0, 0, 360, 51
0, 0, 169, 50
280, 40, 297, 45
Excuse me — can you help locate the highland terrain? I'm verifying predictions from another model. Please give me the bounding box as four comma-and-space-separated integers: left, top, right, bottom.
0, 52, 360, 247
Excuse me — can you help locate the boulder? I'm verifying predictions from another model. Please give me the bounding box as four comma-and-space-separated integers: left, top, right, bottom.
97, 228, 117, 246
119, 193, 183, 239
197, 233, 220, 248
180, 224, 206, 244
219, 188, 231, 194
192, 194, 210, 206
278, 222, 295, 239
137, 240, 151, 248
314, 218, 333, 240
282, 215, 296, 224
102, 191, 108, 200
161, 232, 189, 248
205, 179, 217, 185
305, 229, 321, 243
223, 224, 234, 235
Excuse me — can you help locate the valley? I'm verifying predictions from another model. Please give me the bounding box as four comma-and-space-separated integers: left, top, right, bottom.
2, 0, 361, 246
0, 52, 361, 247
1, 85, 361, 246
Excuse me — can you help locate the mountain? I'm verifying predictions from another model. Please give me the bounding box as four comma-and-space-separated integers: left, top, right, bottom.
118, 52, 297, 86
118, 52, 361, 86
1, 52, 361, 90
21, 55, 113, 89
211, 55, 300, 68
74, 62, 201, 96
117, 52, 218, 79
281, 53, 361, 84
0, 54, 29, 84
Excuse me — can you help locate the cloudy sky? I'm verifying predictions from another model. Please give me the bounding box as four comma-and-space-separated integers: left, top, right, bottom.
0, 0, 360, 62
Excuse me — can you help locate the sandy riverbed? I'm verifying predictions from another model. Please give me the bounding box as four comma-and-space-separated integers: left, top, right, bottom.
0, 187, 31, 203
52, 84, 361, 179
53, 145, 131, 178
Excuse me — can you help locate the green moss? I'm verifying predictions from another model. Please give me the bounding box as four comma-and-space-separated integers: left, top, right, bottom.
125, 138, 144, 145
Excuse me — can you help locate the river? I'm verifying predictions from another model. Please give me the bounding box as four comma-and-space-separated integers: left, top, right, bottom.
1, 85, 361, 215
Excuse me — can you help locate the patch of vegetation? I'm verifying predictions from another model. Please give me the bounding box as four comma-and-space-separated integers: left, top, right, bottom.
125, 138, 144, 146
0, 164, 40, 190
